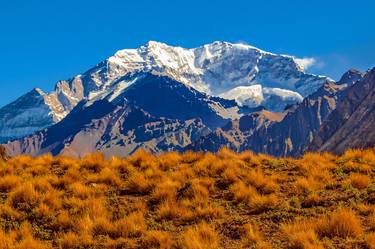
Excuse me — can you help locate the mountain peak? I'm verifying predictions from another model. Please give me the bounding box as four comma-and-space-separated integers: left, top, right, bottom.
144, 40, 168, 47
338, 68, 365, 85
33, 88, 45, 95
107, 41, 327, 96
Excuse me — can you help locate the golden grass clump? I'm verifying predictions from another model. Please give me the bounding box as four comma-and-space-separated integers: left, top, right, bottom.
151, 178, 180, 202
0, 222, 49, 249
115, 211, 146, 237
157, 200, 193, 221
342, 161, 372, 174
88, 167, 123, 187
230, 181, 278, 213
348, 173, 371, 189
0, 148, 373, 248
282, 221, 323, 249
58, 231, 93, 249
241, 223, 272, 248
295, 177, 323, 194
179, 222, 219, 249
315, 208, 363, 238
0, 174, 21, 192
246, 168, 280, 194
8, 183, 41, 210
302, 193, 322, 208
283, 208, 363, 248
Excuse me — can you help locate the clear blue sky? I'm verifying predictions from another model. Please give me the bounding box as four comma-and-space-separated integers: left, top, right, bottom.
1, 0, 374, 107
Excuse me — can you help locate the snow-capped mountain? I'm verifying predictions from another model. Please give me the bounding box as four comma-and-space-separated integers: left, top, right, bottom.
0, 41, 331, 143
4, 68, 374, 158
103, 41, 329, 96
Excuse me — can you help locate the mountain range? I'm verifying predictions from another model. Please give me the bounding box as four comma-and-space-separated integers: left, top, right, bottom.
1, 41, 374, 157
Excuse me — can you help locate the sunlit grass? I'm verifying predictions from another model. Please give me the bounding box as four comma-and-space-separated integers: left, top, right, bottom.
0, 147, 373, 248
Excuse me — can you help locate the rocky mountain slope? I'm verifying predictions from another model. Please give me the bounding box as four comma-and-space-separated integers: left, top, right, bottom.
0, 41, 330, 143
4, 74, 234, 157
4, 99, 210, 158
187, 109, 285, 152
309, 68, 375, 154
3, 68, 374, 157
190, 68, 370, 156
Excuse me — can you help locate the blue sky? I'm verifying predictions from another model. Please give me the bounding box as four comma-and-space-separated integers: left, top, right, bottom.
1, 0, 374, 107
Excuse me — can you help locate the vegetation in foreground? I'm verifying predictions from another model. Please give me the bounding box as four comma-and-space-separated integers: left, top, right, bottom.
0, 147, 374, 248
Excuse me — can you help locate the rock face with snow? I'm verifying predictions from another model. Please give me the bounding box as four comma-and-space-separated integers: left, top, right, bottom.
190, 68, 373, 157
0, 88, 61, 143
0, 77, 84, 143
0, 41, 330, 143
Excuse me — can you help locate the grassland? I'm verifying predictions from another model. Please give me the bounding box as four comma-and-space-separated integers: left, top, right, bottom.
0, 148, 374, 248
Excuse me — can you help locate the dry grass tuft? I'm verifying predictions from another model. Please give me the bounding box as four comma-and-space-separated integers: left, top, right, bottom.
230, 181, 278, 213
115, 212, 146, 237
179, 222, 219, 249
246, 168, 280, 194
348, 173, 371, 189
282, 208, 364, 248
316, 208, 363, 238
8, 183, 40, 210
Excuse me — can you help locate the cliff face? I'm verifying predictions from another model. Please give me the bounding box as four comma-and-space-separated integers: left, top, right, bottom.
188, 110, 285, 153
309, 68, 375, 154
244, 81, 347, 156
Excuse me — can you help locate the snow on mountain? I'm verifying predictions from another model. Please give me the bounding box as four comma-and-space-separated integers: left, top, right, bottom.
104, 41, 329, 96
219, 85, 303, 111
73, 40, 329, 112
262, 88, 303, 112
219, 85, 264, 108
0, 41, 332, 142
0, 78, 84, 143
0, 89, 56, 143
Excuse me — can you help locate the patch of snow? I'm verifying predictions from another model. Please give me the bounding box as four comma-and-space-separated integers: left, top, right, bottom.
219, 85, 264, 108
219, 85, 303, 112
107, 77, 140, 102
263, 87, 303, 101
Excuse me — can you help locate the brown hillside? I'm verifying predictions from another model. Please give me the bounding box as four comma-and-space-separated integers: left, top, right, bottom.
0, 148, 374, 248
